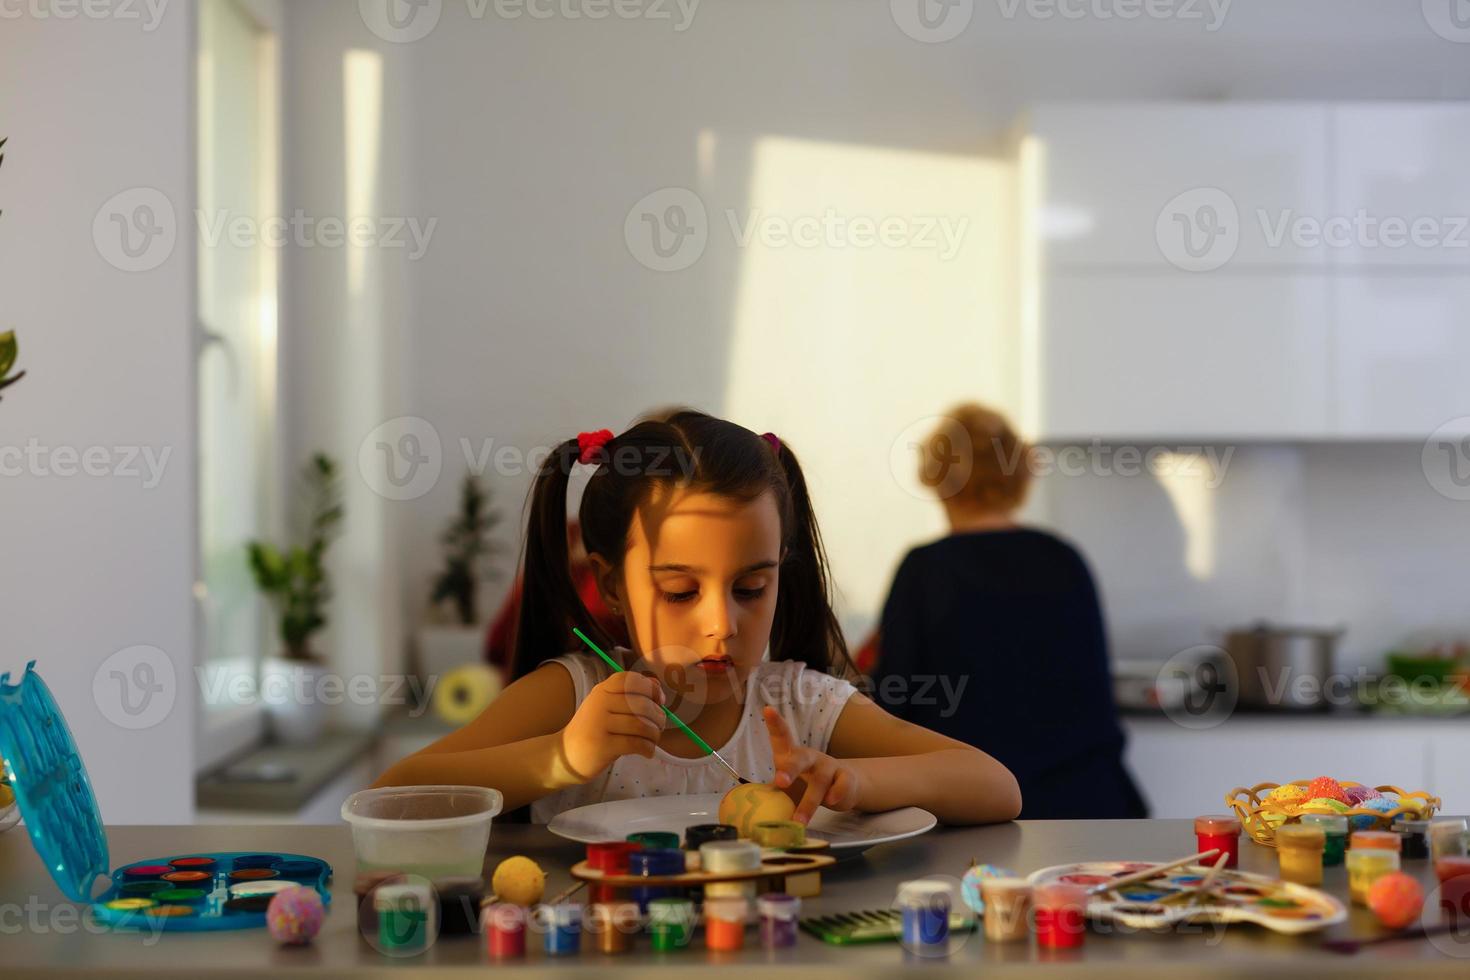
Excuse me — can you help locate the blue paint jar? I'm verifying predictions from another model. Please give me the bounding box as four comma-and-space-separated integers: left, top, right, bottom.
543, 902, 583, 956
628, 848, 685, 913
897, 879, 952, 953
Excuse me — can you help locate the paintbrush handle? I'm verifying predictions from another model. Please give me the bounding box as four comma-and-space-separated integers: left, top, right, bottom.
1089, 849, 1221, 895
572, 627, 727, 764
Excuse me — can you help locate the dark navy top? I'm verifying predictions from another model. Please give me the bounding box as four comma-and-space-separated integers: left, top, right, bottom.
869, 528, 1147, 819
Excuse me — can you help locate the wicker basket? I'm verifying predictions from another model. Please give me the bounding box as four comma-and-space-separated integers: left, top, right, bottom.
1225, 781, 1441, 847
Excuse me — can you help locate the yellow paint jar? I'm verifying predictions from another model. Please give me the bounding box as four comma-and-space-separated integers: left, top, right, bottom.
1275, 825, 1326, 886
1345, 848, 1400, 906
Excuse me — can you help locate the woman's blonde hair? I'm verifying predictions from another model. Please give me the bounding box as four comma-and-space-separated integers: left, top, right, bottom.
918, 403, 1032, 512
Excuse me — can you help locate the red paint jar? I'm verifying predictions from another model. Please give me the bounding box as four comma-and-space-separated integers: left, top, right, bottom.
1032, 883, 1087, 950
587, 841, 641, 904
1194, 815, 1242, 868
482, 903, 527, 959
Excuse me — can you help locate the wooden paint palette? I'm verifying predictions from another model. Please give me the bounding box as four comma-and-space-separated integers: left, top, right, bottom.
1027, 861, 1347, 935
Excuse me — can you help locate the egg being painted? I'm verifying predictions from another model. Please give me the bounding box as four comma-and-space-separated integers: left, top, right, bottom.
719, 783, 797, 838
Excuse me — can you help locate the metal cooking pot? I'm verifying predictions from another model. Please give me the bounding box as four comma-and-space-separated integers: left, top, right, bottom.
1223, 623, 1343, 711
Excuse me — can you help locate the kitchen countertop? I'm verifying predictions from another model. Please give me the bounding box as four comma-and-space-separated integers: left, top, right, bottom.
1, 819, 1466, 977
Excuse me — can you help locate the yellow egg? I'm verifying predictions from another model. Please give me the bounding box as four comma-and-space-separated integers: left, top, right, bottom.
1266, 784, 1309, 804
718, 783, 797, 838
491, 856, 545, 907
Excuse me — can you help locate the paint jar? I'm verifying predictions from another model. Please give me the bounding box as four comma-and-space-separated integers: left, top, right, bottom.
627, 831, 681, 851
648, 896, 696, 952
1435, 856, 1470, 921
1275, 824, 1326, 886
700, 840, 761, 900
374, 882, 435, 954
628, 848, 685, 913
587, 841, 640, 904
752, 821, 806, 850
1033, 883, 1087, 950
482, 903, 527, 959
1394, 818, 1431, 860
543, 902, 583, 956
980, 877, 1032, 943
433, 877, 485, 936
896, 879, 953, 953
1194, 815, 1242, 868
1300, 814, 1349, 867
587, 901, 638, 954
1351, 830, 1402, 853
703, 896, 748, 952
1345, 848, 1400, 906
684, 824, 738, 872
757, 893, 800, 948
1430, 819, 1469, 866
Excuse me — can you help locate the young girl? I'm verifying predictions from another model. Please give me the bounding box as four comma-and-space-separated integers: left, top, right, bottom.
374, 410, 1021, 826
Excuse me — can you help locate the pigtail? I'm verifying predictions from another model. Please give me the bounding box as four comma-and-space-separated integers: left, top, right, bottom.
510, 439, 600, 681
768, 440, 857, 681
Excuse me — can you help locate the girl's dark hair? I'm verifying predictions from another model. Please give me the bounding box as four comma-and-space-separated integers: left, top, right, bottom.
510, 409, 853, 682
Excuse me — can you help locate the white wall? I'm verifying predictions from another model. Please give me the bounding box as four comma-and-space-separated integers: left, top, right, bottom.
341, 0, 1470, 660
0, 6, 196, 822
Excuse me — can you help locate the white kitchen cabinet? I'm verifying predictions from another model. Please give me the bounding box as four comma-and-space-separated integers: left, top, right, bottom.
1331, 104, 1470, 268
1037, 273, 1331, 440
1122, 717, 1436, 819
1333, 276, 1470, 438
1028, 103, 1331, 270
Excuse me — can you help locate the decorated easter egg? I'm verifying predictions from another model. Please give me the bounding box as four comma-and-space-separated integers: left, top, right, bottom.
491, 856, 546, 907
1351, 796, 1402, 829
1367, 872, 1424, 930
960, 863, 1017, 914
1393, 796, 1430, 818
1266, 784, 1308, 805
719, 783, 797, 838
1299, 798, 1351, 816
1342, 785, 1381, 806
266, 886, 324, 945
1305, 777, 1350, 805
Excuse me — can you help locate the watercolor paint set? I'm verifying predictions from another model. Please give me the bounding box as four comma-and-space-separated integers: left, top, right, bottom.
0, 662, 332, 933
1027, 860, 1347, 934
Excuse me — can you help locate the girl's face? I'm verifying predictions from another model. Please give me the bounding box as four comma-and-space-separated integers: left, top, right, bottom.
590, 485, 783, 706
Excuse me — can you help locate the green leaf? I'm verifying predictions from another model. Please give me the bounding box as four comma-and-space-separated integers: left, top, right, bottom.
0, 332, 16, 380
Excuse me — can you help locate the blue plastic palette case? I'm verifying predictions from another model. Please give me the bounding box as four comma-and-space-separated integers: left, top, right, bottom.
0, 662, 332, 932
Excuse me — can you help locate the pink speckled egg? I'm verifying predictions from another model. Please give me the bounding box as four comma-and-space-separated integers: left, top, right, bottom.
266, 886, 324, 945
1343, 785, 1382, 806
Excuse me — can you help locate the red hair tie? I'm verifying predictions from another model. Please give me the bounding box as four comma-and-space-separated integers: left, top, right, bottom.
577, 429, 615, 465
761, 432, 781, 454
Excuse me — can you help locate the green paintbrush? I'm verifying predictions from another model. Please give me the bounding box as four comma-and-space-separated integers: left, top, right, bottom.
572, 627, 750, 784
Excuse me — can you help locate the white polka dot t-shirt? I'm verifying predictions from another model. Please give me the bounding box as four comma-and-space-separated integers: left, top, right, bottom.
529, 649, 859, 824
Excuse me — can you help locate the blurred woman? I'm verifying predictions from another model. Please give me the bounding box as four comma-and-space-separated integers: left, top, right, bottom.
867, 404, 1146, 819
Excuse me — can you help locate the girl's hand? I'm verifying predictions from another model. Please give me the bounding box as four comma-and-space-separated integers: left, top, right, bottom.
560, 672, 666, 779
762, 706, 863, 824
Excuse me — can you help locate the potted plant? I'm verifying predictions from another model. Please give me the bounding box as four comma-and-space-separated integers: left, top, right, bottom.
247, 453, 343, 744
417, 473, 502, 683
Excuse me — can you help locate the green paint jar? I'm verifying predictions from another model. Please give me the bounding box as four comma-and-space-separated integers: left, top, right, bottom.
628, 831, 681, 851
1301, 814, 1349, 866
648, 897, 695, 951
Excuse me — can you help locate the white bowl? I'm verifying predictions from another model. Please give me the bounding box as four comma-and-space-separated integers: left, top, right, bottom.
341, 785, 502, 880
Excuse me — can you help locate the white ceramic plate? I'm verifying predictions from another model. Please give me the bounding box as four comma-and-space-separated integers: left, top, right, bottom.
547, 793, 936, 855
